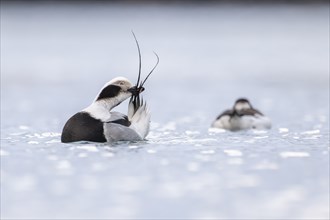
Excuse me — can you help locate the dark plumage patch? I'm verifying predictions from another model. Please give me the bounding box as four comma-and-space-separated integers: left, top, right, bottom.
216, 109, 234, 119
61, 112, 106, 143
96, 85, 121, 101
235, 98, 250, 104
216, 108, 263, 120
109, 116, 131, 127
236, 108, 264, 116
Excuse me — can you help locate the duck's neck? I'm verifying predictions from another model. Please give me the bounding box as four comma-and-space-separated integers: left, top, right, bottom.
83, 98, 121, 122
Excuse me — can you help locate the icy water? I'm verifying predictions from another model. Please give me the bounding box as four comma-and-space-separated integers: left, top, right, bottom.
1, 3, 329, 219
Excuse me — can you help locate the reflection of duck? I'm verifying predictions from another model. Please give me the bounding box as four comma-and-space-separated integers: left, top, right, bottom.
61, 77, 150, 143
211, 98, 271, 131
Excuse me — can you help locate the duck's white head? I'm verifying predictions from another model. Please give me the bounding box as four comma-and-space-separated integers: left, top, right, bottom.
93, 77, 139, 107
83, 77, 140, 121
233, 98, 252, 111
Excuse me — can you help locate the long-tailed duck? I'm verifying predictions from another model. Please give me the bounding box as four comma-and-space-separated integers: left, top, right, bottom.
61, 32, 158, 143
211, 98, 271, 131
61, 77, 151, 143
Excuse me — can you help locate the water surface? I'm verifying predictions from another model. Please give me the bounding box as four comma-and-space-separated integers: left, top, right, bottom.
1, 2, 329, 219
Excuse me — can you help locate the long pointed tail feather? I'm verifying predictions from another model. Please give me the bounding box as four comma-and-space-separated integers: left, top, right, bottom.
127, 96, 150, 139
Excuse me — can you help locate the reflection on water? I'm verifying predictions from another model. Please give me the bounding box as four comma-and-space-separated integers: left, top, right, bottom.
1, 2, 329, 220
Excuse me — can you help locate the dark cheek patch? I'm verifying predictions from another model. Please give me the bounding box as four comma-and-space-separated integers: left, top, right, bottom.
96, 85, 121, 100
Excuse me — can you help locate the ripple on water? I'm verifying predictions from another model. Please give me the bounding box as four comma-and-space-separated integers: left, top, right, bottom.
76, 145, 99, 152
101, 152, 115, 158
279, 152, 310, 158
18, 125, 30, 130
224, 149, 243, 157
200, 149, 215, 154
208, 128, 227, 134
45, 139, 60, 144
185, 130, 201, 135
279, 128, 289, 133
146, 149, 157, 154
128, 145, 140, 149
301, 130, 320, 135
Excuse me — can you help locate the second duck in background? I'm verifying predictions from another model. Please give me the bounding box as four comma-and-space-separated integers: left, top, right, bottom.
211, 98, 271, 131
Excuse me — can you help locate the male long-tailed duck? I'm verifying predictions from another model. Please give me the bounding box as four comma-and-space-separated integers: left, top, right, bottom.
211, 98, 271, 131
61, 32, 158, 143
61, 77, 150, 143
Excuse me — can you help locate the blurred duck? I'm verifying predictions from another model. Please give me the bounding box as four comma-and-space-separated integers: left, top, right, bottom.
211, 98, 271, 131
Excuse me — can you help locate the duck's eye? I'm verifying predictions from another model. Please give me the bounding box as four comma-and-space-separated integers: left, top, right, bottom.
119, 81, 125, 86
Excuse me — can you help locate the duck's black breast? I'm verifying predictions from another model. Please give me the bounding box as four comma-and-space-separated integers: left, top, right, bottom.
61, 112, 107, 143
